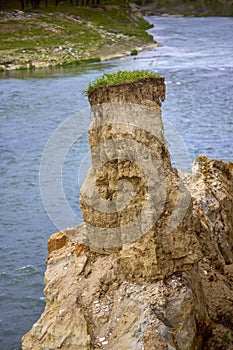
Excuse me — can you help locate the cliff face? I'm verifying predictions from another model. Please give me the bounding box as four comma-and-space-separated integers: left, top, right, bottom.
22, 78, 233, 350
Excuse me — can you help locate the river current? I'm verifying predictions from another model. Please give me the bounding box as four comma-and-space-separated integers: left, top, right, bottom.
0, 16, 233, 350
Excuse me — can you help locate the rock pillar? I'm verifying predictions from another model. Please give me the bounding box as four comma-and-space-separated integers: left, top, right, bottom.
23, 77, 233, 350
80, 77, 199, 281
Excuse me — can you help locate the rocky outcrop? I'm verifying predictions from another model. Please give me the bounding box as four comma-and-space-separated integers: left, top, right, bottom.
80, 78, 200, 280
22, 78, 233, 350
180, 156, 233, 349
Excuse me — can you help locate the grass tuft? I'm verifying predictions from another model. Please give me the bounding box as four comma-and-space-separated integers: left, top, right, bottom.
86, 70, 160, 92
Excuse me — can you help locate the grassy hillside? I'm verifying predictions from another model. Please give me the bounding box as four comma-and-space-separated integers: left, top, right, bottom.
0, 0, 156, 70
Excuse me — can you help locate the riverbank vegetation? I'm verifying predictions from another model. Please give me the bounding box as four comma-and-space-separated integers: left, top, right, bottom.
1, 0, 232, 71
0, 0, 155, 71
140, 0, 233, 16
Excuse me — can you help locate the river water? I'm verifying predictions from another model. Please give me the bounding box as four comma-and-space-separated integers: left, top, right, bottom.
0, 16, 233, 350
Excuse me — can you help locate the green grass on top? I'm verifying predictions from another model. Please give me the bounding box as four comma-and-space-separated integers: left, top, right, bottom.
86, 70, 160, 92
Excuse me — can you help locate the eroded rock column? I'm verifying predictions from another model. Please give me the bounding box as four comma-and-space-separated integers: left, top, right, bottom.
23, 77, 218, 350
80, 77, 200, 281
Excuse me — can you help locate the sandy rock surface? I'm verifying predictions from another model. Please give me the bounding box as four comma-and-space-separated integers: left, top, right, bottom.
22, 78, 233, 350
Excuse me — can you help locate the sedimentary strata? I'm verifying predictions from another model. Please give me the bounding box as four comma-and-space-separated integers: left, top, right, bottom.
22, 78, 233, 350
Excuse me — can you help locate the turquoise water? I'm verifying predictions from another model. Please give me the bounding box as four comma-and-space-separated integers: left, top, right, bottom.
0, 16, 233, 349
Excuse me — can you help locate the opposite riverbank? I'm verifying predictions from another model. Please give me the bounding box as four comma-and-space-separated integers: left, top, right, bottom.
141, 0, 233, 16
0, 1, 157, 71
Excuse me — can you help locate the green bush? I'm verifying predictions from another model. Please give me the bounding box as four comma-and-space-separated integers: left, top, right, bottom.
130, 49, 138, 56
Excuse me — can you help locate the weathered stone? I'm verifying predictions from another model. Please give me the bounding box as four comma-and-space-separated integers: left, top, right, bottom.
22, 79, 233, 350
224, 264, 233, 276
80, 78, 200, 281
191, 155, 233, 265
181, 156, 233, 350
22, 244, 91, 350
47, 231, 69, 254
